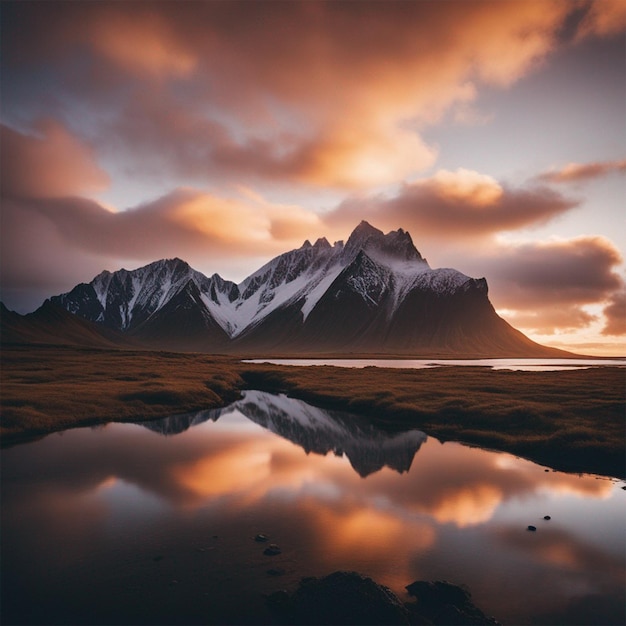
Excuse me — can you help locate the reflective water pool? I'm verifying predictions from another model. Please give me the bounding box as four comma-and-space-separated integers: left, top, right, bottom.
2, 391, 624, 625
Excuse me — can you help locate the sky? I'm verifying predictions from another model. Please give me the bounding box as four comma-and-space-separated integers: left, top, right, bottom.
1, 0, 624, 355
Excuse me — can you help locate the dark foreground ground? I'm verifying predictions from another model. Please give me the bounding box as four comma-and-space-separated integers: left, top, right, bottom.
1, 345, 624, 478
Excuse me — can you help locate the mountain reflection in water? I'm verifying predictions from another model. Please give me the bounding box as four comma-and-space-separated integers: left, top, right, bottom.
2, 392, 624, 626
142, 390, 427, 477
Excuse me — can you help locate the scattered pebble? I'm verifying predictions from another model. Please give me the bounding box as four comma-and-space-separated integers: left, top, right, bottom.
527, 525, 537, 532
264, 543, 282, 556
543, 515, 551, 520
255, 533, 269, 542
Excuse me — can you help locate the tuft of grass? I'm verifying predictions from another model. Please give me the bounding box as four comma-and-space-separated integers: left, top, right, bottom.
0, 346, 245, 439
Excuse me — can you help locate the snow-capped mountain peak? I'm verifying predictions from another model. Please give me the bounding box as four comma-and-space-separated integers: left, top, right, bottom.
313, 237, 332, 250
52, 257, 235, 332
52, 223, 472, 337
48, 221, 551, 356
342, 220, 429, 269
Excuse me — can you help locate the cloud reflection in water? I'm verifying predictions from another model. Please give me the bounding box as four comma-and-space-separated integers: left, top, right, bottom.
1, 391, 623, 625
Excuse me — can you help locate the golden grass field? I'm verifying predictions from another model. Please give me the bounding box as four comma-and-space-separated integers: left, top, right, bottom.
1, 345, 624, 478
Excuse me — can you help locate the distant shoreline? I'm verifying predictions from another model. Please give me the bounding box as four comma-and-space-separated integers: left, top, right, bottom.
243, 356, 626, 371
1, 345, 624, 479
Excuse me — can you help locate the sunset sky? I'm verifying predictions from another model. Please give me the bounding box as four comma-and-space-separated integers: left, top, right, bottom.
1, 0, 625, 355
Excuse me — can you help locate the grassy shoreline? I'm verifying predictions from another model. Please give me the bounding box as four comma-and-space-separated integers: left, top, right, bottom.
1, 345, 624, 479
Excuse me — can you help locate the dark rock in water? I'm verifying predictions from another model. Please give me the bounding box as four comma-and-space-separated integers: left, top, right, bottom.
266, 571, 500, 626
405, 580, 500, 625
267, 571, 410, 625
527, 525, 537, 531
255, 533, 269, 542
405, 580, 471, 607
543, 515, 551, 520
264, 543, 282, 556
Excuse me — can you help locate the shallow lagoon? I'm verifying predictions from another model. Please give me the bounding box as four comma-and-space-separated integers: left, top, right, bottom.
2, 390, 624, 625
245, 358, 626, 371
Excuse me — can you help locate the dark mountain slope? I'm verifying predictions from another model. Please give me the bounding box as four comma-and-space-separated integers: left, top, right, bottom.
129, 280, 230, 351
0, 301, 132, 348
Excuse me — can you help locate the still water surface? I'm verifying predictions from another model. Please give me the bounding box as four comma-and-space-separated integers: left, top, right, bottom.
245, 358, 626, 371
2, 391, 624, 625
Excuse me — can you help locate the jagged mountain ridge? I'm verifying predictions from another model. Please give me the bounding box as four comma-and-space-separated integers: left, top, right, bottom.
50, 221, 432, 341
38, 221, 568, 356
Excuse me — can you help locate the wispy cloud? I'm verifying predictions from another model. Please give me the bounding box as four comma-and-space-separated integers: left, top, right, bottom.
537, 159, 626, 184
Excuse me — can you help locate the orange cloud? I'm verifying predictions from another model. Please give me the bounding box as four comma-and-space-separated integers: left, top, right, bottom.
417, 168, 504, 206
88, 11, 197, 79
538, 159, 626, 183
0, 122, 109, 198
296, 500, 437, 590
172, 445, 272, 502
105, 89, 439, 189
291, 122, 438, 188
453, 237, 624, 335
307, 503, 435, 561
499, 307, 599, 335
425, 484, 504, 527
2, 188, 321, 268
576, 0, 626, 39
327, 169, 577, 237
602, 289, 626, 336
486, 237, 623, 308
2, 1, 587, 190
0, 118, 322, 295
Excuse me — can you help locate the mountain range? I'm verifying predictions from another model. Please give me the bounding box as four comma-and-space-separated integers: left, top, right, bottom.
1, 221, 571, 356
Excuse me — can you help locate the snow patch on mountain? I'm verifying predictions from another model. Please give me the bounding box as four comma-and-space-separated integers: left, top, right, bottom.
301, 265, 345, 320
221, 242, 345, 335
92, 272, 113, 310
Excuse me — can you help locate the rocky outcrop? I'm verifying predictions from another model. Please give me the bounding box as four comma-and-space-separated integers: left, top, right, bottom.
267, 571, 410, 625
266, 571, 500, 626
405, 580, 499, 625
